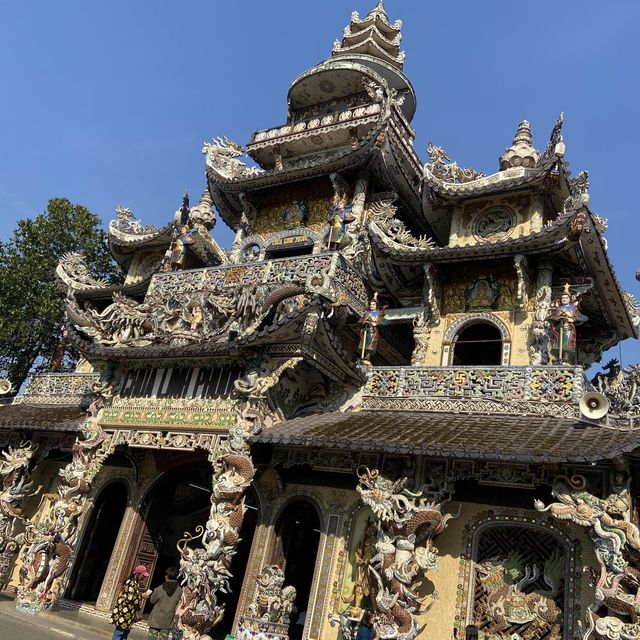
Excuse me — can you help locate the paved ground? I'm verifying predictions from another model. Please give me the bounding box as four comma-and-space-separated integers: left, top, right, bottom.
0, 593, 146, 640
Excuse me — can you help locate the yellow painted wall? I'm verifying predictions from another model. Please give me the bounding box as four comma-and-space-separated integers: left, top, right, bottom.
329, 500, 597, 640
448, 193, 540, 248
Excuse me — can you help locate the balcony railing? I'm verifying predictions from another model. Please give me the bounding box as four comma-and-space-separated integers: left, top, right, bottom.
364, 366, 585, 419
22, 372, 99, 406
248, 103, 381, 146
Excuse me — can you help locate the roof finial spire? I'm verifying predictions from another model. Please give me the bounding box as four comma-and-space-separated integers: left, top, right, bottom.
499, 119, 540, 171
512, 120, 533, 146
332, 0, 404, 68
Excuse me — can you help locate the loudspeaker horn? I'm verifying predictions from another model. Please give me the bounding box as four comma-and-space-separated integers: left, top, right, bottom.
0, 379, 12, 395
579, 391, 610, 420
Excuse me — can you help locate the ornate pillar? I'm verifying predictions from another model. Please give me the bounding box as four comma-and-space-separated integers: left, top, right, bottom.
176, 357, 302, 640
305, 513, 342, 640
352, 467, 456, 640
231, 520, 277, 635
236, 565, 297, 640
0, 442, 40, 589
351, 168, 370, 230
529, 259, 553, 365
15, 372, 117, 613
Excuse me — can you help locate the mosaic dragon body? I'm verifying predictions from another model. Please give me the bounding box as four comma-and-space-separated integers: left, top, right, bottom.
536, 476, 640, 638
357, 467, 455, 640
176, 358, 301, 640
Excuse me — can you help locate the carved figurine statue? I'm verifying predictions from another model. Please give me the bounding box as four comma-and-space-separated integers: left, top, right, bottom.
546, 283, 588, 365
170, 224, 198, 271
48, 328, 70, 371
358, 294, 385, 363
190, 305, 204, 332
328, 194, 356, 250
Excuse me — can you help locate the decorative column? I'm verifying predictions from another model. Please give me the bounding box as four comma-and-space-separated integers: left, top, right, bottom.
412, 263, 441, 366
305, 512, 342, 640
0, 442, 40, 589
15, 372, 117, 613
529, 259, 553, 365
176, 357, 302, 640
95, 505, 145, 611
353, 467, 456, 640
229, 193, 254, 262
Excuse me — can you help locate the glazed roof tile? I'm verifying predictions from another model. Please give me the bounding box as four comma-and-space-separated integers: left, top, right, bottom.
253, 410, 640, 463
0, 403, 85, 431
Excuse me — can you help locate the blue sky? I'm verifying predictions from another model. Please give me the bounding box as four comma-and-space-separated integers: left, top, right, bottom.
1, 0, 639, 367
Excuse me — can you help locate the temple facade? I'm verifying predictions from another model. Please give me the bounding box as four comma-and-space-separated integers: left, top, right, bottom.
2, 3, 640, 640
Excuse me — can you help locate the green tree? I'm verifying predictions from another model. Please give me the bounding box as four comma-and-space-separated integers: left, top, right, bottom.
0, 198, 121, 391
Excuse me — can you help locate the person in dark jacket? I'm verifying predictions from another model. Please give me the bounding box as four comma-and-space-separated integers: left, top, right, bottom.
147, 567, 183, 640
356, 610, 379, 640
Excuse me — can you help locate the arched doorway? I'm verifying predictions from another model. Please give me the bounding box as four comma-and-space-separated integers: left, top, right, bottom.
67, 481, 128, 602
138, 460, 258, 638
452, 322, 502, 365
141, 461, 213, 597
271, 500, 321, 638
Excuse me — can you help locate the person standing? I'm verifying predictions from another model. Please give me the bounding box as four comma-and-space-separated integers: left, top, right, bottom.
111, 565, 152, 640
147, 567, 183, 640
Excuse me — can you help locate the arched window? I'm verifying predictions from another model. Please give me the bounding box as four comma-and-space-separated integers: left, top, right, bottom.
452, 322, 502, 366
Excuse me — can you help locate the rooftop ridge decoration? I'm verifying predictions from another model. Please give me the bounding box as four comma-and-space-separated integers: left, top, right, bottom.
425, 143, 485, 184
203, 137, 264, 182
499, 119, 540, 170
536, 111, 565, 168
57, 252, 110, 291
111, 205, 161, 237
367, 197, 435, 249
332, 1, 405, 68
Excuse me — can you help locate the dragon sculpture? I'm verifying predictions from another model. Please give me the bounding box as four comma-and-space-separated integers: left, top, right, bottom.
535, 475, 640, 638
247, 565, 296, 624
175, 358, 301, 640
15, 372, 116, 612
65, 274, 311, 350
0, 443, 40, 588
592, 361, 640, 417
56, 252, 111, 290
202, 137, 263, 181
356, 467, 456, 640
425, 143, 485, 184
367, 198, 435, 251
475, 549, 564, 638
110, 205, 160, 235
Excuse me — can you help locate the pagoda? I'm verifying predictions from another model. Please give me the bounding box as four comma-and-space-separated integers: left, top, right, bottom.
1, 3, 640, 640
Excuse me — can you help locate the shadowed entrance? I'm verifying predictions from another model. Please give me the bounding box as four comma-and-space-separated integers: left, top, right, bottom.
67, 481, 128, 602
271, 500, 321, 638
